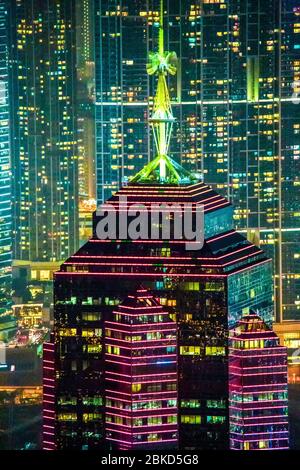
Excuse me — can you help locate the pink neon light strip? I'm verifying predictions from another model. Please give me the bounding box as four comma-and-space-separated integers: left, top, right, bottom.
106, 436, 177, 445
68, 248, 261, 268
106, 377, 176, 385
105, 342, 176, 350
229, 405, 288, 411
231, 431, 288, 436
106, 352, 176, 359
107, 371, 177, 378
105, 427, 176, 436
229, 421, 288, 427
56, 271, 227, 278
105, 321, 176, 329
105, 359, 177, 366
106, 411, 177, 420
105, 389, 176, 397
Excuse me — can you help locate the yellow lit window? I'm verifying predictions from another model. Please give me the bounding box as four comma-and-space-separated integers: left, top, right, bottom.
205, 347, 225, 356
180, 346, 201, 355
59, 328, 76, 337
132, 383, 142, 392
181, 415, 201, 424
40, 270, 50, 280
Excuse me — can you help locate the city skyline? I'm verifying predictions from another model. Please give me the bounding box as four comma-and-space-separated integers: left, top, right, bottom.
0, 0, 299, 454
45, 3, 288, 449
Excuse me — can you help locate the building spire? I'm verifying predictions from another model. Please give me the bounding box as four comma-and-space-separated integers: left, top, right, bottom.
147, 0, 177, 181
131, 0, 198, 185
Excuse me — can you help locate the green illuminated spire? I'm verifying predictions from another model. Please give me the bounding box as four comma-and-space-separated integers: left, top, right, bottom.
131, 0, 198, 185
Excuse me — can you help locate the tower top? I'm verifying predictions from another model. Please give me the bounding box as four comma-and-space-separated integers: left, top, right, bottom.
131, 0, 199, 185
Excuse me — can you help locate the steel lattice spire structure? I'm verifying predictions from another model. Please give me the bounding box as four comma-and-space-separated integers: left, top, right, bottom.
131, 0, 195, 184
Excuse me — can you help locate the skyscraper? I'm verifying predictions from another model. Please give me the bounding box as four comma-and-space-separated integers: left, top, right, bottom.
75, 0, 96, 244
8, 0, 78, 273
94, 0, 300, 321
229, 311, 289, 450
45, 5, 287, 449
105, 288, 178, 450
0, 0, 12, 314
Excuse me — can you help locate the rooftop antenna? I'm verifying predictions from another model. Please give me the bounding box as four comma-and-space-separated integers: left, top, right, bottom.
146, 0, 177, 181
130, 0, 198, 185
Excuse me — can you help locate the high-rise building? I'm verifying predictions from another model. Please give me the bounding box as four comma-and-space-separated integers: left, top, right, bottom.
76, 0, 96, 244
44, 7, 287, 448
105, 288, 178, 450
229, 311, 289, 450
8, 0, 78, 270
0, 0, 12, 314
94, 0, 300, 321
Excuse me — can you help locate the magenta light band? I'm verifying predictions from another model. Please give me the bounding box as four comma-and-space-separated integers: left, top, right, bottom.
106, 411, 177, 419
117, 305, 167, 310
106, 329, 176, 336
106, 405, 177, 412
67, 248, 260, 268
229, 405, 288, 411
105, 342, 176, 350
231, 414, 288, 420
105, 389, 176, 397
105, 427, 177, 436
56, 271, 227, 278
106, 371, 177, 378
105, 359, 177, 366
230, 389, 288, 395
106, 377, 176, 385
105, 352, 177, 359
230, 421, 288, 427
105, 321, 176, 330
106, 436, 177, 445
230, 364, 286, 370
230, 399, 287, 405
230, 371, 287, 377
229, 350, 286, 356
232, 383, 288, 388
231, 431, 289, 436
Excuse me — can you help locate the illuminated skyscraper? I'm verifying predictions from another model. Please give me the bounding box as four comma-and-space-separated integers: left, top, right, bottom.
76, 0, 96, 244
45, 4, 287, 449
94, 0, 300, 321
0, 0, 12, 314
105, 288, 178, 450
229, 311, 289, 450
8, 0, 78, 270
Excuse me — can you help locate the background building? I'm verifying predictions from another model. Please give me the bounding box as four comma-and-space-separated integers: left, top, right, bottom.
94, 0, 300, 322
8, 0, 79, 273
229, 311, 289, 450
75, 0, 96, 244
0, 0, 12, 315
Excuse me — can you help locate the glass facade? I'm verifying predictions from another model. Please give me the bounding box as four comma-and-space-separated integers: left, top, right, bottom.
229, 312, 289, 450
8, 0, 78, 263
0, 0, 11, 314
94, 0, 300, 321
76, 0, 96, 244
105, 288, 178, 450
